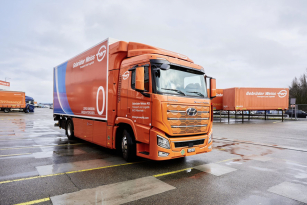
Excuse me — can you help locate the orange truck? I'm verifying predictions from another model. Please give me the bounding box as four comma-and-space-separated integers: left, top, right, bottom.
0, 91, 26, 113
53, 38, 216, 161
223, 87, 289, 111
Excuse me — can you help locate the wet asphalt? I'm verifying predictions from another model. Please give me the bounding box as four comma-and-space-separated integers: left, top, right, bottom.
0, 109, 307, 205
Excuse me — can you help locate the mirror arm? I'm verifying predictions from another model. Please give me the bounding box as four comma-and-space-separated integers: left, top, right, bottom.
136, 90, 150, 97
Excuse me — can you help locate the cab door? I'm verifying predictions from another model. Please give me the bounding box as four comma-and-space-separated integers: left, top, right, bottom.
127, 65, 152, 144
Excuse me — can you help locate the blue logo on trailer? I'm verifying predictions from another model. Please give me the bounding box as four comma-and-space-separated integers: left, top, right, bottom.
53, 62, 73, 115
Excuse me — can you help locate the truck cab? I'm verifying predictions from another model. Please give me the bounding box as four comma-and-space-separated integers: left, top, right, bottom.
115, 43, 216, 160
25, 96, 35, 113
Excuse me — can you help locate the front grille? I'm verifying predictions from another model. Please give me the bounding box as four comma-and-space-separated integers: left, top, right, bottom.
167, 104, 210, 134
174, 139, 205, 148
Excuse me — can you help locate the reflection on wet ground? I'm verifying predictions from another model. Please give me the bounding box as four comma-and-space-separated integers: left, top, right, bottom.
0, 109, 307, 205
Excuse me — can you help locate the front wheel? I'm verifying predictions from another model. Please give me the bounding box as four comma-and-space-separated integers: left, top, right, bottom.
4, 108, 10, 113
66, 120, 75, 140
121, 129, 136, 162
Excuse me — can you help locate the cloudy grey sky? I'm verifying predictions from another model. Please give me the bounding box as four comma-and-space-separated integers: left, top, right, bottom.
1, 0, 307, 102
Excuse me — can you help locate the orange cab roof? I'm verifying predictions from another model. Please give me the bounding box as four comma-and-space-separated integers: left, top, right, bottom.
127, 42, 194, 63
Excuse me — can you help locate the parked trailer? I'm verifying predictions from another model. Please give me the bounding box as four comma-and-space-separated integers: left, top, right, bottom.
223, 87, 289, 111
0, 91, 35, 113
53, 38, 216, 161
211, 89, 223, 111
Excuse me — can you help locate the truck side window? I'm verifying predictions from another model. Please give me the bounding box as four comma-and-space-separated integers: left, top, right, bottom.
144, 67, 149, 92
131, 70, 136, 89
131, 66, 149, 91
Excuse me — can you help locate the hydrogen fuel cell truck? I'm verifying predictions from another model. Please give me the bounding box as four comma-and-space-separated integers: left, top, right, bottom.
53, 38, 216, 161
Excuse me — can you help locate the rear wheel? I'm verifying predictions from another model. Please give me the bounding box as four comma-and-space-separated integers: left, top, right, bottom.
121, 129, 136, 162
66, 120, 75, 140
4, 108, 10, 113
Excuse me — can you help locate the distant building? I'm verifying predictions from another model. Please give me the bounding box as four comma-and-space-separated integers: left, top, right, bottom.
0, 80, 10, 91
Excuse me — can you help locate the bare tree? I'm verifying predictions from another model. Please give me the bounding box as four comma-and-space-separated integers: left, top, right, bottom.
289, 69, 307, 104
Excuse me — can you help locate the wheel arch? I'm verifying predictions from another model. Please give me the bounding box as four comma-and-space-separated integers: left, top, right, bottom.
115, 118, 137, 150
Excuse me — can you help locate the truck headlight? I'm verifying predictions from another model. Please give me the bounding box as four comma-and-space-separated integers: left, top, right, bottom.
208, 133, 213, 144
157, 135, 170, 149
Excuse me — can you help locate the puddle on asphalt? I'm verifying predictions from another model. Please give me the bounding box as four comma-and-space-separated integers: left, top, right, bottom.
213, 141, 274, 162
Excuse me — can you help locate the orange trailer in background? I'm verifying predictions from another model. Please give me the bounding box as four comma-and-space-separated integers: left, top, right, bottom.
0, 91, 26, 113
211, 89, 223, 110
223, 87, 289, 111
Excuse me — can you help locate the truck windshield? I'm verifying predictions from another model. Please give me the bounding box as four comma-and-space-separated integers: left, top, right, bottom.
153, 65, 207, 98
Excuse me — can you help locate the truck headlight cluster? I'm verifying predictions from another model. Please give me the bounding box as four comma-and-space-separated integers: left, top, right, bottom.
208, 133, 213, 144
157, 135, 170, 149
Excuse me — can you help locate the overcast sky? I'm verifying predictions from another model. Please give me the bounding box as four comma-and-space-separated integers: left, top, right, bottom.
1, 0, 307, 102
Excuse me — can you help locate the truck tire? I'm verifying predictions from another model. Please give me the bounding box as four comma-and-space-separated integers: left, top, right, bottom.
24, 108, 30, 113
121, 129, 136, 162
4, 108, 10, 113
66, 120, 75, 140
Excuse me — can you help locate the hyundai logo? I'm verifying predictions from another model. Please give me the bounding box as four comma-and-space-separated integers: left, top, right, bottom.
186, 108, 197, 116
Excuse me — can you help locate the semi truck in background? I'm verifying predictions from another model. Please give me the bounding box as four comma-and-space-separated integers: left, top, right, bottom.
53, 38, 216, 161
0, 91, 35, 113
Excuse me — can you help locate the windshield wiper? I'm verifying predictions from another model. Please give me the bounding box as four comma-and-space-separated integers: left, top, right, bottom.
187, 91, 204, 97
162, 88, 186, 96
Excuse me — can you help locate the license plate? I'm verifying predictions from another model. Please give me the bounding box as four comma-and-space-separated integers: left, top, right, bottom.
187, 148, 195, 153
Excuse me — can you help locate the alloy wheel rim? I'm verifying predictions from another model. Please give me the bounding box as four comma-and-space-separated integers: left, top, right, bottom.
67, 123, 71, 136
122, 136, 128, 156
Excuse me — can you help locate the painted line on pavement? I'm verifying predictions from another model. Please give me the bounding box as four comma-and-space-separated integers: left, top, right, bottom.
268, 182, 307, 203
51, 176, 175, 205
14, 197, 50, 205
0, 153, 32, 158
275, 158, 307, 166
214, 138, 307, 152
11, 157, 239, 205
153, 167, 193, 177
153, 157, 239, 178
0, 143, 84, 150
0, 161, 140, 185
194, 163, 237, 176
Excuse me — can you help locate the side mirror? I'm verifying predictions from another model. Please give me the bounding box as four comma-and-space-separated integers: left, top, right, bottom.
135, 66, 144, 91
210, 78, 216, 98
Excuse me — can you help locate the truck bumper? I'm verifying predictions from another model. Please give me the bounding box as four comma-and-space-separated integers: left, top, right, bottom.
137, 127, 213, 161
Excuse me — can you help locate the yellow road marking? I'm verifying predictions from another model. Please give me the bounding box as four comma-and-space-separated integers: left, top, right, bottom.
154, 157, 239, 177
14, 197, 50, 205
0, 143, 84, 151
0, 138, 32, 141
153, 168, 193, 177
0, 153, 32, 158
0, 161, 140, 185
216, 157, 241, 163
11, 157, 239, 204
